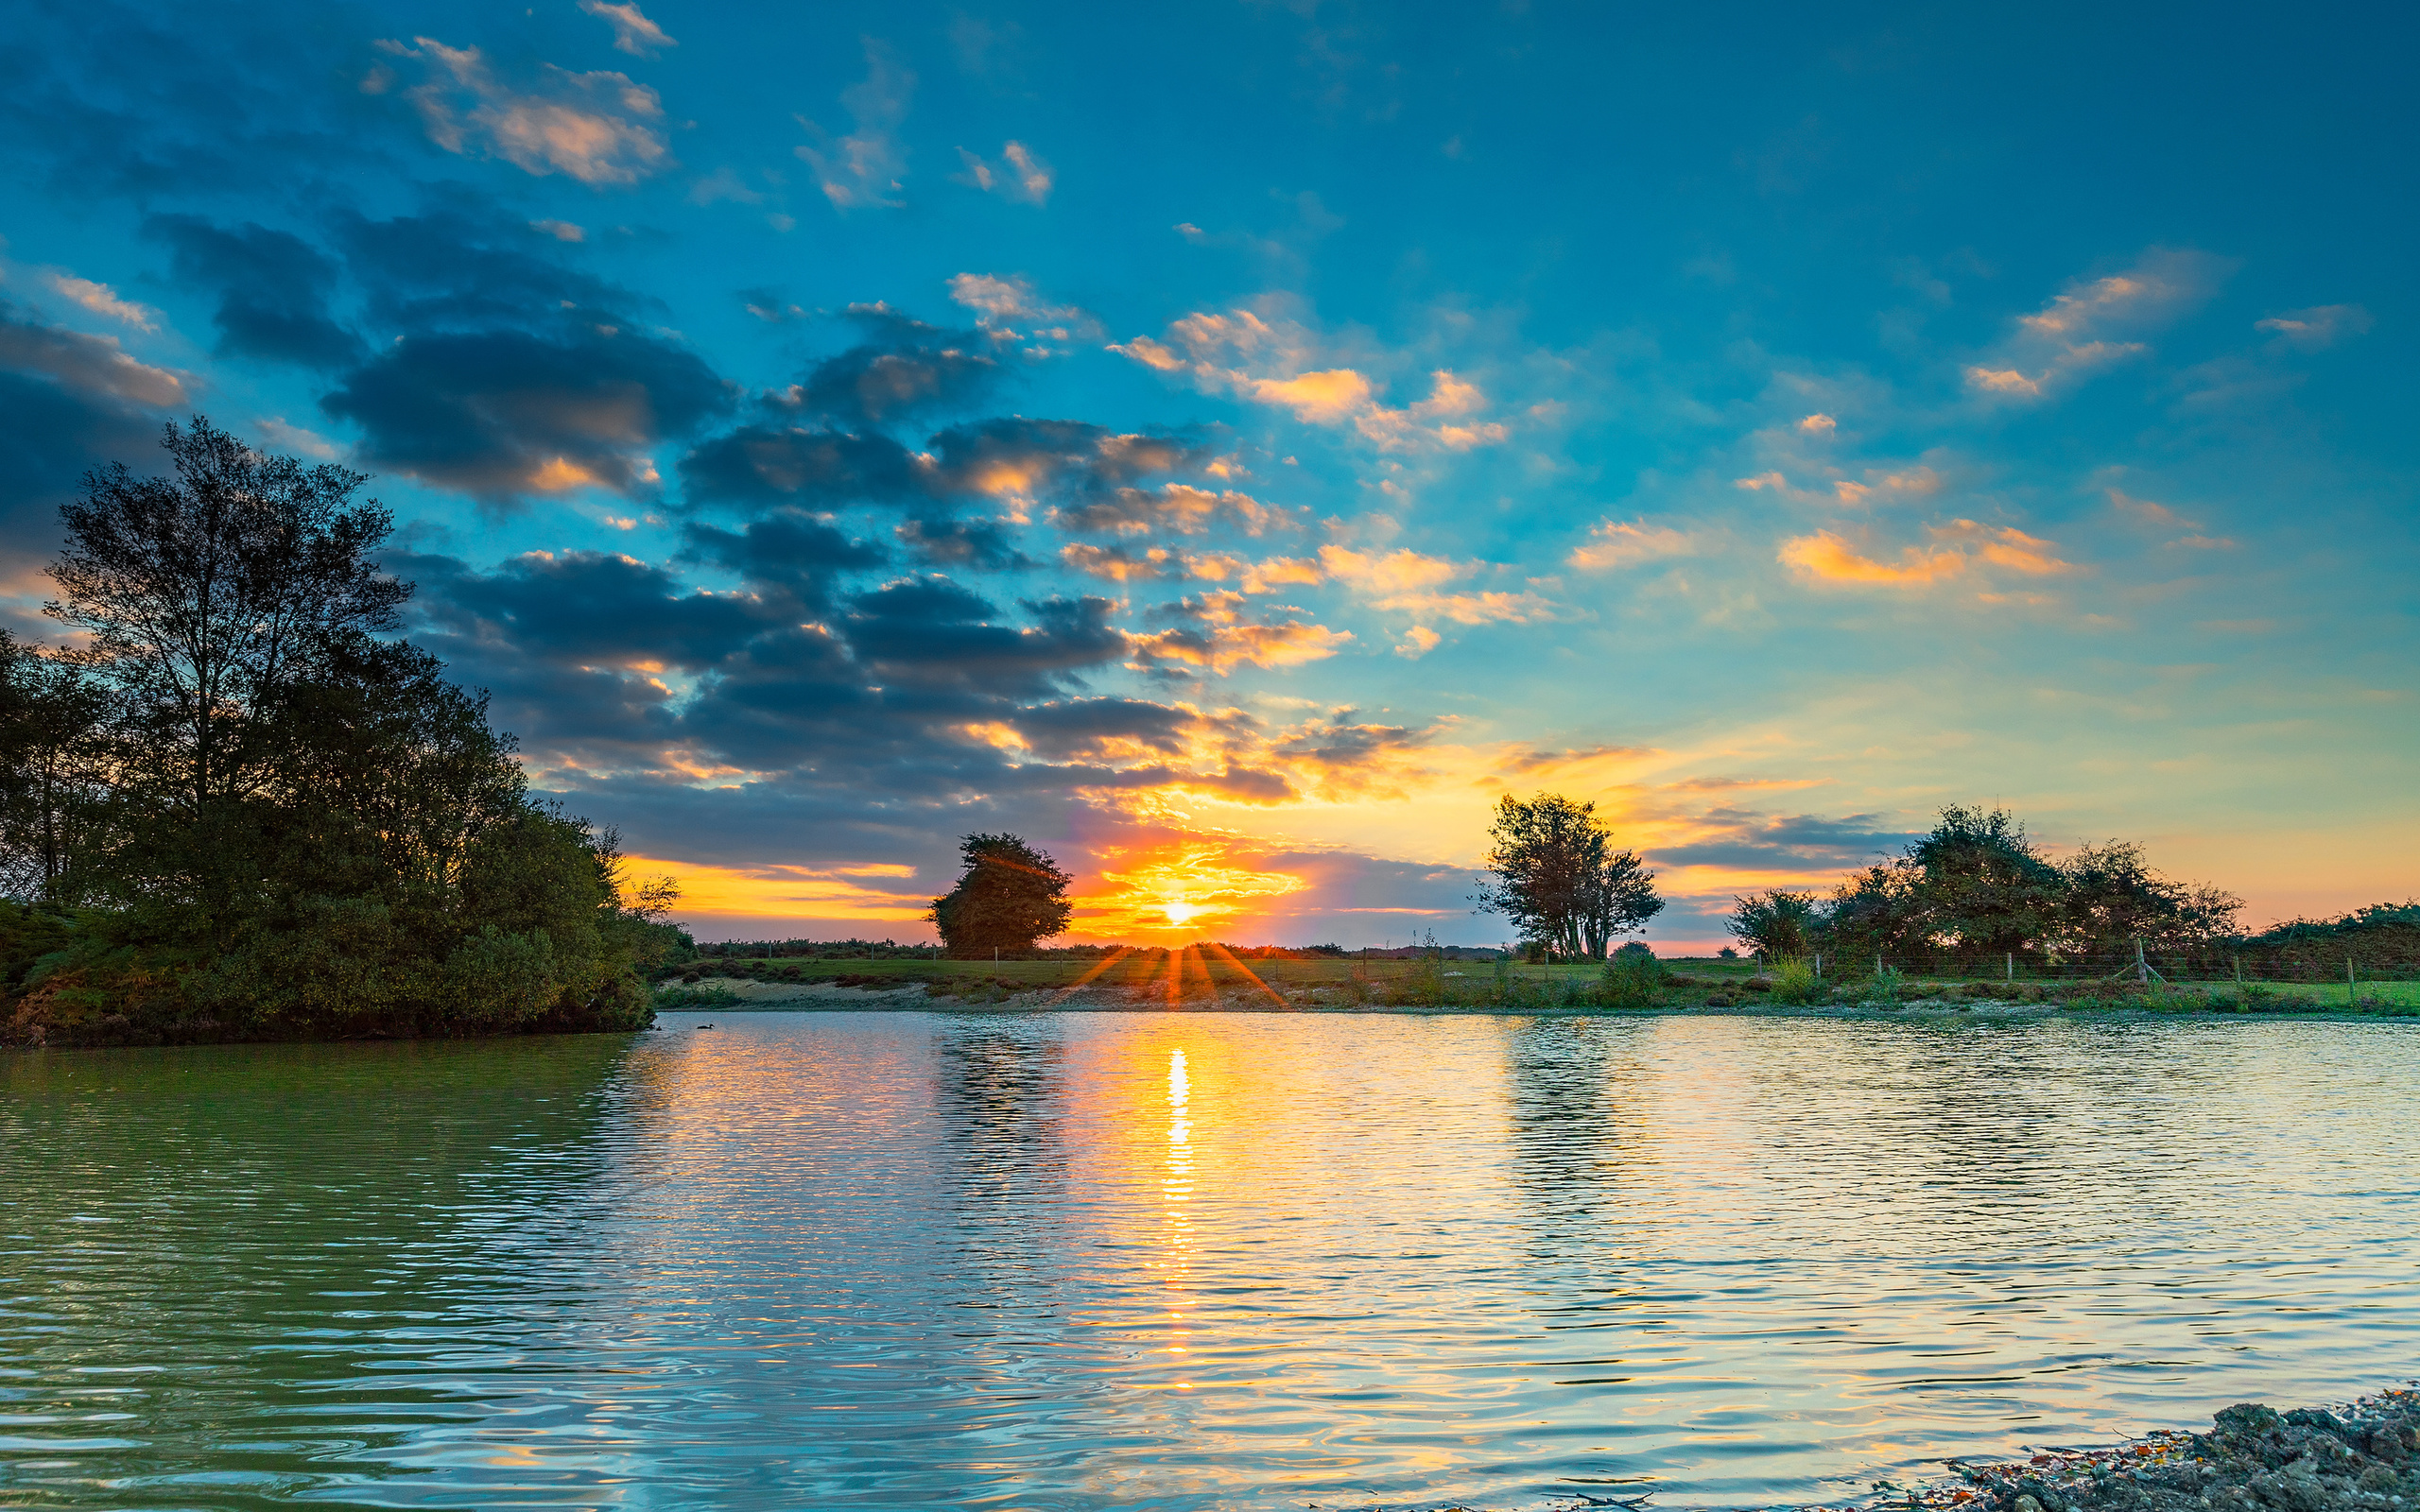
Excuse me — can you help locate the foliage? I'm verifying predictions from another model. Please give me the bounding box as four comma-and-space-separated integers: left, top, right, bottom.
1474, 792, 1663, 960
1768, 958, 1818, 1005
653, 981, 741, 1009
1725, 803, 2247, 967
0, 630, 111, 900
1728, 888, 1822, 958
928, 833, 1074, 955
1600, 943, 1663, 1006
0, 421, 675, 1047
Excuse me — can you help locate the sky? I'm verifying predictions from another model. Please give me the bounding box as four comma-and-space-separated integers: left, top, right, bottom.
1, 0, 2413, 949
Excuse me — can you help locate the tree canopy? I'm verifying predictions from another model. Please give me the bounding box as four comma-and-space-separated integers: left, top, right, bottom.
1474, 792, 1663, 960
0, 421, 688, 1047
928, 833, 1075, 955
1727, 804, 2244, 964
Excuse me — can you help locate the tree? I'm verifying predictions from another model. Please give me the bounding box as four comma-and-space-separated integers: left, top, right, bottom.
929, 833, 1073, 954
1727, 888, 1821, 959
1902, 804, 2064, 957
2057, 839, 2240, 952
1475, 792, 1661, 960
47, 418, 408, 816
0, 629, 110, 901
3, 421, 670, 1045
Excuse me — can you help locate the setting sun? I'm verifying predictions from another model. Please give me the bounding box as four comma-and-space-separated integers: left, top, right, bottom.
1080, 843, 1306, 939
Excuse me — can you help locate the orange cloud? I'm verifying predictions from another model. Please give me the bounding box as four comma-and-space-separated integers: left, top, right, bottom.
1567, 519, 1700, 571
1777, 531, 1964, 585
1076, 841, 1308, 938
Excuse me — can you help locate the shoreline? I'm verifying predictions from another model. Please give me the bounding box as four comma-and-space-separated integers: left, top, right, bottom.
661, 976, 2420, 1023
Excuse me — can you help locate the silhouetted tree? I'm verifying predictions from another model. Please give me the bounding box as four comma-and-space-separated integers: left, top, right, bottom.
929, 833, 1074, 955
1475, 792, 1661, 960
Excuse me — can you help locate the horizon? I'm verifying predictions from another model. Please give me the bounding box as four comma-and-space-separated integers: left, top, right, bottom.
3, 0, 2412, 952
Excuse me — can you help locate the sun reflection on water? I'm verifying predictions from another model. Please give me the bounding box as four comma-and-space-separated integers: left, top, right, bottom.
1161, 1046, 1195, 1389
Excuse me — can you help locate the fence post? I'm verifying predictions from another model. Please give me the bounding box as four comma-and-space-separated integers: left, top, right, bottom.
2348, 957, 2356, 1008
1814, 954, 1822, 979
2006, 952, 2013, 984
2135, 937, 2149, 985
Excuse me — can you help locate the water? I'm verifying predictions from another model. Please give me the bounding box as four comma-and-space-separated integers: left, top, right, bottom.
3, 1012, 2415, 1511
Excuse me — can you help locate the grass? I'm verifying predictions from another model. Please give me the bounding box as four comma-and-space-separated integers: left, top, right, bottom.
658, 953, 2420, 1017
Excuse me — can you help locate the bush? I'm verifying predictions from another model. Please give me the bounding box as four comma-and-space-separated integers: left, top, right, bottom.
1769, 958, 1818, 1005
1602, 946, 1663, 1006
653, 982, 740, 1009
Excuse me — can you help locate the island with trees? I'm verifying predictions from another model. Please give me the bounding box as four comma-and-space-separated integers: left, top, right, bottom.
1, 421, 689, 1048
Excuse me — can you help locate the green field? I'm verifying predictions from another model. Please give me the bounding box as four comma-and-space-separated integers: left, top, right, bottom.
662, 952, 2419, 1014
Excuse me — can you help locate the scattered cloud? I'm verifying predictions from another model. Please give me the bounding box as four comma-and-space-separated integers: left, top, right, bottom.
144, 215, 361, 369
530, 218, 586, 241
1393, 626, 1442, 659
0, 300, 188, 406
1318, 544, 1555, 625
43, 273, 160, 333
1567, 518, 1703, 571
1776, 531, 1964, 586
945, 272, 1099, 349
579, 0, 675, 57
1965, 249, 2225, 404
376, 38, 671, 186
796, 43, 913, 210
956, 141, 1053, 205
2255, 304, 2373, 351
1798, 412, 1836, 436
1114, 304, 1509, 451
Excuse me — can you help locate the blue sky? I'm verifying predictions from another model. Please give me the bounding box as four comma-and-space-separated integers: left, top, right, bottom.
3, 0, 2412, 945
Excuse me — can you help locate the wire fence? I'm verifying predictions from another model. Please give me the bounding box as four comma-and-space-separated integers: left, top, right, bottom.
1759, 947, 2420, 987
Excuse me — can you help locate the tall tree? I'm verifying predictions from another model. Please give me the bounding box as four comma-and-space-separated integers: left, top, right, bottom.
928, 833, 1074, 955
1476, 792, 1661, 960
47, 418, 409, 814
0, 629, 110, 901
1727, 888, 1821, 959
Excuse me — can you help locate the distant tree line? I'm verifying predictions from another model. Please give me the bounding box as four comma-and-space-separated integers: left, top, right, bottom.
0, 421, 689, 1047
1727, 803, 2418, 975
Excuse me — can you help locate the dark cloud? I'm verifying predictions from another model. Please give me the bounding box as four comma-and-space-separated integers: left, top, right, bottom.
1011, 698, 1194, 760
321, 322, 734, 502
143, 215, 362, 369
845, 580, 1123, 694
895, 515, 1034, 570
0, 302, 189, 556
1645, 809, 1921, 870
677, 424, 925, 507
402, 548, 778, 670
679, 508, 887, 612
768, 306, 999, 428
332, 205, 633, 330
925, 417, 1215, 499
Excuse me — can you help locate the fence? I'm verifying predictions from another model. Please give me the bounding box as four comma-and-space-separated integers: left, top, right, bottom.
1758, 945, 2419, 988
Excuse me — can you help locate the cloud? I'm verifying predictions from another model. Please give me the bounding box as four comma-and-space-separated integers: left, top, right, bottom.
1130, 618, 1353, 676
1777, 530, 1964, 586
0, 299, 188, 406
143, 215, 361, 369
679, 507, 888, 613
530, 218, 586, 242
322, 320, 734, 502
1317, 544, 1556, 625
2255, 304, 2373, 351
579, 0, 676, 57
1798, 413, 1836, 436
1965, 249, 2225, 404
0, 302, 187, 552
1930, 519, 2076, 576
796, 43, 913, 210
378, 38, 671, 186
1778, 521, 2075, 587
1393, 626, 1442, 659
1052, 482, 1288, 537
946, 273, 1100, 352
765, 305, 999, 426
956, 141, 1053, 205
43, 273, 160, 333
1568, 519, 1702, 571
1114, 304, 1509, 451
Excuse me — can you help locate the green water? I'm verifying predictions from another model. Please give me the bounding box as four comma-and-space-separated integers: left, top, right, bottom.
4, 1012, 2416, 1509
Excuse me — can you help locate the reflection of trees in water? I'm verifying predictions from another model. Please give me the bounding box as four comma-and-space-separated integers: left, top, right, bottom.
1503, 1017, 1652, 1261
0, 1034, 642, 1501
931, 1013, 1071, 1276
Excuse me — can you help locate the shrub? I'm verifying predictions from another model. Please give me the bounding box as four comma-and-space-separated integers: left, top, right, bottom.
1602, 946, 1664, 1006
1769, 958, 1818, 1005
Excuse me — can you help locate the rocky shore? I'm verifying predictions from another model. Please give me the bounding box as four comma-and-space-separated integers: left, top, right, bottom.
1850, 1391, 2420, 1512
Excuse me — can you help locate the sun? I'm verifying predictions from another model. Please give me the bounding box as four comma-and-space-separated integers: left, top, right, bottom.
1161, 898, 1202, 928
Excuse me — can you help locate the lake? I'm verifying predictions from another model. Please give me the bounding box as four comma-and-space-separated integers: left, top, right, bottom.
3, 1011, 2415, 1510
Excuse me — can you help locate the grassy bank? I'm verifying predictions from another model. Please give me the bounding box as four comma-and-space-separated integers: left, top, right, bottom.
655, 953, 2420, 1017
